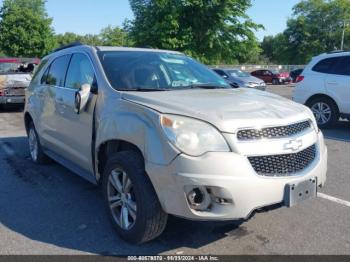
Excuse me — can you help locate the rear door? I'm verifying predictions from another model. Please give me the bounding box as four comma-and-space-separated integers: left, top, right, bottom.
325, 56, 350, 114
38, 55, 71, 151
54, 53, 97, 173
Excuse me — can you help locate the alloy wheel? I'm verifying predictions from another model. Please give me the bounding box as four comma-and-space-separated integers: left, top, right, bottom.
107, 168, 137, 230
311, 102, 332, 125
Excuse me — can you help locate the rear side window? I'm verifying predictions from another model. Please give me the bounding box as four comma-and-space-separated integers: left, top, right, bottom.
31, 59, 48, 83
65, 53, 95, 90
332, 56, 350, 76
312, 57, 341, 74
45, 55, 71, 86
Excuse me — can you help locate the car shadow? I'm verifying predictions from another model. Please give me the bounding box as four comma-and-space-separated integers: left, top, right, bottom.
322, 120, 350, 143
0, 105, 24, 113
0, 136, 249, 255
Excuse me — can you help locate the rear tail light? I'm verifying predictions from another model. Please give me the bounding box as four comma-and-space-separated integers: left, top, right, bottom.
0, 90, 4, 96
296, 75, 305, 83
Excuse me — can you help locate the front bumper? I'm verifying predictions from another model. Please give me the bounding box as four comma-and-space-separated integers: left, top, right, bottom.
147, 132, 327, 221
0, 96, 25, 104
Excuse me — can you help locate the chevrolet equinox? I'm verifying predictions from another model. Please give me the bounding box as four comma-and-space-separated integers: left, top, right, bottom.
24, 44, 328, 244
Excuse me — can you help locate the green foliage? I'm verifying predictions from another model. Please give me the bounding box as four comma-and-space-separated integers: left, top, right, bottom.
0, 0, 56, 57
55, 32, 103, 47
128, 0, 262, 64
55, 26, 133, 49
262, 0, 350, 64
100, 25, 133, 46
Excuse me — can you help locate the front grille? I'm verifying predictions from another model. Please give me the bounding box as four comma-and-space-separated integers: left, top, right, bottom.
248, 145, 317, 176
237, 121, 311, 141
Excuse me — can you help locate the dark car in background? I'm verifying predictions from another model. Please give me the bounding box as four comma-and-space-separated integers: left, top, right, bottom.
290, 68, 304, 83
251, 69, 292, 85
0, 58, 38, 109
213, 68, 266, 90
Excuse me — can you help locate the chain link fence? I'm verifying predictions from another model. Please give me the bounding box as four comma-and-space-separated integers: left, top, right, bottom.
211, 65, 305, 72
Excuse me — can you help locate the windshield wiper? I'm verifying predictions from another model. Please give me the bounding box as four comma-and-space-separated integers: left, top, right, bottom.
117, 88, 169, 92
189, 84, 228, 89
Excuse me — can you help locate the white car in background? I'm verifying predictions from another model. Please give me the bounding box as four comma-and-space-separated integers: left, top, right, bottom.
293, 51, 350, 128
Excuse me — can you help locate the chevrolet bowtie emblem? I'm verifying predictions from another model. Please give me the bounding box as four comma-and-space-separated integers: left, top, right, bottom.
284, 139, 303, 152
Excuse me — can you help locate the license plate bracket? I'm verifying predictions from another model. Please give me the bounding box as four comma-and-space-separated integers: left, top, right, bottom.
285, 178, 317, 207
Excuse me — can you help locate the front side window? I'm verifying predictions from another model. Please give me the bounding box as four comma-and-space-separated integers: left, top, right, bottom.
98, 51, 229, 91
45, 55, 71, 86
66, 53, 95, 89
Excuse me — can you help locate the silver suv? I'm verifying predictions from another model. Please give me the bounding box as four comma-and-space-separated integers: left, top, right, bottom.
25, 44, 327, 244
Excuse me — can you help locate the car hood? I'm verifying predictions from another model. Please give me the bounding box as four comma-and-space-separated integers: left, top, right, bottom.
122, 88, 311, 133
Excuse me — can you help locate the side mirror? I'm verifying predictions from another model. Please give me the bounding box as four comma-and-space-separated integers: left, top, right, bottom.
230, 82, 240, 88
74, 84, 91, 114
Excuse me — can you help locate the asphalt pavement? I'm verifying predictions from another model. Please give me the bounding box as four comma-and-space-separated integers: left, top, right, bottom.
0, 86, 350, 255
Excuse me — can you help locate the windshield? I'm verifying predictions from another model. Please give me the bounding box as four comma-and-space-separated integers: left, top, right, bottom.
98, 51, 230, 91
0, 62, 35, 74
228, 69, 250, 78
0, 62, 21, 74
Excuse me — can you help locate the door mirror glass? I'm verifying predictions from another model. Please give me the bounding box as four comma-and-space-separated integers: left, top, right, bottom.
74, 84, 91, 114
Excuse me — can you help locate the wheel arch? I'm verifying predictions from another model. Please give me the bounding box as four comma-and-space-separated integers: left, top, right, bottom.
305, 94, 340, 114
96, 139, 144, 183
24, 112, 34, 135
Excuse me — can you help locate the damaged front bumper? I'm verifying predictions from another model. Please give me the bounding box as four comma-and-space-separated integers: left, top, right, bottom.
146, 132, 327, 221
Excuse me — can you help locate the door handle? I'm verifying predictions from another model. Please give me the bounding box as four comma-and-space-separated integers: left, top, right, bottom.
327, 81, 338, 85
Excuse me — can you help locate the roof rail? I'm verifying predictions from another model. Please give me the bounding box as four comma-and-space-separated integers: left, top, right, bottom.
327, 50, 350, 54
53, 42, 84, 53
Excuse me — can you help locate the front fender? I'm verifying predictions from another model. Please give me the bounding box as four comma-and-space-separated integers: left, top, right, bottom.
95, 100, 179, 175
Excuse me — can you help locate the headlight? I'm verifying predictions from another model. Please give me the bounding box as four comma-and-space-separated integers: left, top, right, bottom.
305, 107, 320, 133
160, 114, 230, 156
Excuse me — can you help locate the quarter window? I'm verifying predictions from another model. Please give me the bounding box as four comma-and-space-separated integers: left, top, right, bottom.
32, 59, 48, 83
312, 57, 340, 74
332, 56, 350, 76
65, 54, 95, 89
45, 55, 71, 86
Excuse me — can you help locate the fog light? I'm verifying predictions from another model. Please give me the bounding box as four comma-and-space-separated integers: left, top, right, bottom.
187, 187, 211, 211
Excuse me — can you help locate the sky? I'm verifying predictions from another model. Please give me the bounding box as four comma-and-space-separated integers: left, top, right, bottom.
1, 0, 302, 41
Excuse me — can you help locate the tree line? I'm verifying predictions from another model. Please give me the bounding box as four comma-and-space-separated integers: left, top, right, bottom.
0, 0, 349, 65
261, 0, 350, 65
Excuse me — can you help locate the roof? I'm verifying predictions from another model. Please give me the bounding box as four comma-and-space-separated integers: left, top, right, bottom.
0, 58, 40, 64
0, 58, 20, 63
95, 46, 182, 54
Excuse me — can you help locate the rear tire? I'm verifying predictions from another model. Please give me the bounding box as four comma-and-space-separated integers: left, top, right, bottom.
28, 122, 50, 164
307, 97, 339, 129
102, 151, 168, 244
272, 79, 279, 85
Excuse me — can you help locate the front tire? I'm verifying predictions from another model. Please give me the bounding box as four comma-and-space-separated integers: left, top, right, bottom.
102, 151, 168, 244
308, 97, 339, 129
28, 122, 50, 164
